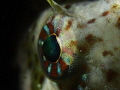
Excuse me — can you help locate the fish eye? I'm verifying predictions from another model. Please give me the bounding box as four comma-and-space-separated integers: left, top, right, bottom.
37, 14, 77, 80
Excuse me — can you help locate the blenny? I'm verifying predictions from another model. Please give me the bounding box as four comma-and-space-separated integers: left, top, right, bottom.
17, 0, 120, 90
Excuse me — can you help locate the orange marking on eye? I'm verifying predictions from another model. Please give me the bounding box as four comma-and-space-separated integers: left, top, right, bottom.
44, 61, 50, 70
59, 58, 68, 71
51, 63, 58, 77
47, 23, 54, 34
39, 29, 47, 40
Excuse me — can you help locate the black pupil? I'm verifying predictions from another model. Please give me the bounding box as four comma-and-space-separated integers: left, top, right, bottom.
42, 35, 60, 62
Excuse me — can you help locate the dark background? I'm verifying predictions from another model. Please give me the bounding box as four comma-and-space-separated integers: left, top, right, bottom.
1, 0, 97, 90
1, 0, 67, 90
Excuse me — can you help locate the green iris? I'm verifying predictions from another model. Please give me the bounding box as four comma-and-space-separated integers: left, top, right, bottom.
42, 35, 60, 62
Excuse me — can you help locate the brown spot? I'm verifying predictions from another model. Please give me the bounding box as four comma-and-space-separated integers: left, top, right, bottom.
65, 20, 72, 30
85, 34, 95, 43
79, 47, 87, 53
106, 69, 118, 82
64, 4, 71, 9
77, 24, 86, 28
102, 50, 113, 56
114, 47, 118, 51
79, 35, 102, 54
116, 17, 120, 29
87, 18, 96, 24
79, 44, 89, 54
112, 4, 118, 9
85, 34, 103, 45
70, 40, 77, 47
98, 38, 103, 42
102, 11, 109, 16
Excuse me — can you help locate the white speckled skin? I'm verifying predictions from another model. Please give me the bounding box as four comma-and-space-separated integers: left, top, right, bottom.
17, 0, 120, 90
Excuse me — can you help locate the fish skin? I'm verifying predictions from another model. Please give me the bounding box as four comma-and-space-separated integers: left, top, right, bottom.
17, 0, 120, 90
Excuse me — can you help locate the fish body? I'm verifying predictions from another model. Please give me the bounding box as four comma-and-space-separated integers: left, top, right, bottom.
17, 0, 120, 90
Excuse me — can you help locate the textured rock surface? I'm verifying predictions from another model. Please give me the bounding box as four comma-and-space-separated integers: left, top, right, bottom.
17, 0, 120, 90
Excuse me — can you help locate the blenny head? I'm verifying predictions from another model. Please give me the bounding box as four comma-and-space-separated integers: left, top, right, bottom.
37, 0, 80, 80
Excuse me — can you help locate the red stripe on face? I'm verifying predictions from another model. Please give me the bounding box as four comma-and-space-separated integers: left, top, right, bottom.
59, 58, 68, 72
44, 60, 50, 70
47, 23, 54, 34
51, 63, 58, 77
39, 29, 47, 40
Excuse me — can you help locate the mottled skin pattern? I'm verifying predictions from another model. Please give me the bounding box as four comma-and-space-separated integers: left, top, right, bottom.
17, 0, 120, 90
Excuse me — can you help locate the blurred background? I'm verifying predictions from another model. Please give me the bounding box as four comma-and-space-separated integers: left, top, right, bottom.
1, 0, 97, 90
0, 0, 69, 90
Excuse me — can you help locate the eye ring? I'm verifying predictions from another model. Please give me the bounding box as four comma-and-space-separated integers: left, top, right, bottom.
37, 15, 69, 80
37, 14, 78, 80
38, 33, 68, 79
